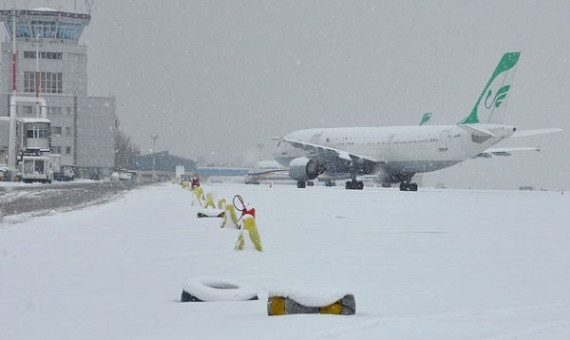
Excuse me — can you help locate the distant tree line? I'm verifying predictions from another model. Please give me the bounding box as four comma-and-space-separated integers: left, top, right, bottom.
114, 119, 140, 170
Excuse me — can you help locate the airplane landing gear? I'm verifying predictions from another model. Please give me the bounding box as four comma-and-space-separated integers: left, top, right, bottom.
398, 174, 418, 191
296, 180, 314, 188
345, 178, 364, 190
399, 181, 418, 191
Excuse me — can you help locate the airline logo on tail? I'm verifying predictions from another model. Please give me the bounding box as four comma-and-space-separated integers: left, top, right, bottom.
484, 85, 510, 109
460, 52, 520, 125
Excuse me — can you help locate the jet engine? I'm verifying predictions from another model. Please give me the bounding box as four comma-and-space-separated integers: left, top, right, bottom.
288, 157, 325, 181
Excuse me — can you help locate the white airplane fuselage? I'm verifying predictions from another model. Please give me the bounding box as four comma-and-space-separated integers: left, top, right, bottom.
275, 124, 516, 176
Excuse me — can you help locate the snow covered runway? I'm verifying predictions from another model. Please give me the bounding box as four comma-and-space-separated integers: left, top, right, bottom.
1, 183, 569, 339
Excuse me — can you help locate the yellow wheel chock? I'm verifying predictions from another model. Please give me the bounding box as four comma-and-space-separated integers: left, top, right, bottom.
235, 215, 262, 251
204, 192, 216, 209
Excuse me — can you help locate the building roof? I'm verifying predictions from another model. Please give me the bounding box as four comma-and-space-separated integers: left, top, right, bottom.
0, 9, 90, 20
135, 151, 197, 172
21, 118, 50, 123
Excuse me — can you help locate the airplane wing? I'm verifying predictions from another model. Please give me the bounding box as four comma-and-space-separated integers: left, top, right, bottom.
475, 146, 540, 158
511, 128, 562, 138
282, 137, 381, 173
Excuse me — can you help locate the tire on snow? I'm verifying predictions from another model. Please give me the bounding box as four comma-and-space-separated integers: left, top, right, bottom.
181, 277, 259, 302
267, 293, 356, 315
197, 208, 225, 218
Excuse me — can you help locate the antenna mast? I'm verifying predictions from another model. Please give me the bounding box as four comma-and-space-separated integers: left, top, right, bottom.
35, 34, 41, 117
11, 5, 16, 93
85, 0, 94, 15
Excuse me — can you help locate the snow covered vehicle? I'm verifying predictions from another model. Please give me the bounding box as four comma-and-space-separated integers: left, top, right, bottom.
19, 147, 56, 183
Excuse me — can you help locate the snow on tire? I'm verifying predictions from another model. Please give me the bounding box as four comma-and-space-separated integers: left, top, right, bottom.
181, 277, 259, 302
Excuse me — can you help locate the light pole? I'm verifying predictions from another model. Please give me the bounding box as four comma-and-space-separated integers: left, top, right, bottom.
151, 134, 158, 181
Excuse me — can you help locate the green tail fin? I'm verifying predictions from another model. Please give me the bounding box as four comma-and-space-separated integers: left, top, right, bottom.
419, 112, 432, 125
459, 52, 521, 125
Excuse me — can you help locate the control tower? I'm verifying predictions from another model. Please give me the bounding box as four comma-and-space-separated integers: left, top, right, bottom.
0, 7, 115, 177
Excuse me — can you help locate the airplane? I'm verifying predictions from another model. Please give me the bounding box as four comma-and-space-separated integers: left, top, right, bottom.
270, 112, 433, 187
244, 160, 291, 184
273, 52, 561, 191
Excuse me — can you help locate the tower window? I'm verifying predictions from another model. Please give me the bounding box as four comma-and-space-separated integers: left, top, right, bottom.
31, 20, 56, 39
57, 23, 80, 40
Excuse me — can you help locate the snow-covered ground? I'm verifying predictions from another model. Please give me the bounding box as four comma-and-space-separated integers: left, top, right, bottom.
1, 183, 569, 339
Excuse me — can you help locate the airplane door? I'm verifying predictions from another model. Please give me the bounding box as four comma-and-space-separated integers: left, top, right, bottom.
438, 130, 451, 152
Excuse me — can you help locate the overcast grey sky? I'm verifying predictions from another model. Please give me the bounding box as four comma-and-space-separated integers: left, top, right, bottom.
5, 0, 570, 189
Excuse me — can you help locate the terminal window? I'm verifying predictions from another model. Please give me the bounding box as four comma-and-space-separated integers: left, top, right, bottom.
24, 51, 63, 60
22, 105, 34, 115
48, 107, 63, 115
24, 72, 63, 94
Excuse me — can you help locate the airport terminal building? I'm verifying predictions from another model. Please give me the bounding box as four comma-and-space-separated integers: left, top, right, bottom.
0, 8, 115, 176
